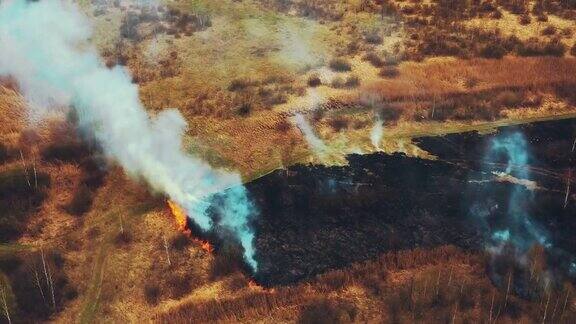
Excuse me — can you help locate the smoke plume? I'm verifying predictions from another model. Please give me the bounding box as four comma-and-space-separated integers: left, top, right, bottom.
370, 113, 383, 150
0, 0, 258, 270
482, 132, 550, 251
293, 113, 327, 158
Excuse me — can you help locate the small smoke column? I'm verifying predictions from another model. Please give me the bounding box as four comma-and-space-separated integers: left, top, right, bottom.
0, 0, 257, 270
292, 113, 327, 157
468, 131, 560, 291
370, 113, 384, 150
484, 132, 549, 250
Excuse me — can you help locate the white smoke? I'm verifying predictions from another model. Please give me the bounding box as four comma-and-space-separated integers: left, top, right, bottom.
370, 114, 383, 150
293, 113, 327, 157
0, 0, 258, 269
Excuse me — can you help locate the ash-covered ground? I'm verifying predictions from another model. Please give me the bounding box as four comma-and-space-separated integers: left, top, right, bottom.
248, 118, 576, 286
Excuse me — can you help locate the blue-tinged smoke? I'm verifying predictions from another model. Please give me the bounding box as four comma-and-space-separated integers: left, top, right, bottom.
483, 132, 550, 252
0, 0, 258, 270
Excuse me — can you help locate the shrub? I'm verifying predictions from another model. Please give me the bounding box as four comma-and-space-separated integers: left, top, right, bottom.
541, 25, 557, 36
480, 43, 507, 59
330, 77, 346, 88
65, 185, 93, 216
307, 74, 321, 87
0, 168, 50, 241
537, 14, 548, 22
227, 78, 253, 92
494, 90, 524, 107
518, 14, 531, 25
344, 75, 360, 88
517, 37, 566, 57
378, 105, 402, 122
491, 9, 503, 19
144, 283, 161, 305
543, 38, 567, 56
275, 119, 292, 132
166, 273, 192, 298
235, 102, 252, 116
226, 274, 248, 291
364, 32, 383, 44
209, 244, 243, 280
41, 142, 89, 163
114, 231, 132, 247
170, 233, 190, 251
328, 116, 350, 132
379, 66, 400, 78
329, 58, 352, 72
362, 52, 384, 67
0, 143, 9, 164
297, 298, 356, 324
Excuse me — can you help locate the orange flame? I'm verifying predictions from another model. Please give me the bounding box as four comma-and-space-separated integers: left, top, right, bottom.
167, 200, 213, 254
167, 200, 190, 233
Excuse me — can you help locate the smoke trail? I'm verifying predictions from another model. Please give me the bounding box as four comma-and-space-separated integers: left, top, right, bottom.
370, 114, 383, 150
0, 0, 258, 270
292, 113, 327, 157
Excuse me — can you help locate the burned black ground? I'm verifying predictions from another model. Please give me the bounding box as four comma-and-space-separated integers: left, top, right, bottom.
247, 118, 576, 286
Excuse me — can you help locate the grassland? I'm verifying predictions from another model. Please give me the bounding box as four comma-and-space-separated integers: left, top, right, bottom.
0, 0, 575, 322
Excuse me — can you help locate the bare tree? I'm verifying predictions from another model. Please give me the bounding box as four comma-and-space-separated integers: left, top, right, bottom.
19, 149, 31, 188
0, 285, 11, 324
41, 249, 55, 310
163, 235, 171, 266
33, 266, 46, 305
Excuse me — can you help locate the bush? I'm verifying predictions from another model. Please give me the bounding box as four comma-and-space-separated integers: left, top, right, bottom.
364, 32, 382, 44
518, 14, 531, 25
328, 116, 350, 132
144, 283, 161, 305
209, 245, 243, 280
537, 14, 548, 22
170, 233, 190, 251
344, 75, 360, 88
275, 119, 292, 132
297, 299, 356, 324
330, 77, 346, 89
362, 52, 384, 67
480, 43, 507, 59
494, 90, 524, 107
235, 102, 252, 116
543, 38, 567, 56
541, 25, 556, 36
0, 143, 9, 163
307, 74, 321, 87
0, 168, 50, 241
65, 185, 93, 216
114, 231, 132, 247
517, 37, 566, 57
329, 58, 352, 72
227, 78, 253, 92
41, 142, 89, 163
166, 274, 192, 299
379, 66, 400, 78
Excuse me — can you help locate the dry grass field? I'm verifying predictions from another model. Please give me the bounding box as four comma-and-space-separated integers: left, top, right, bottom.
0, 0, 576, 322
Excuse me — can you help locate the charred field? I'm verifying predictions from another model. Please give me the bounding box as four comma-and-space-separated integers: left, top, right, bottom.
248, 117, 576, 285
